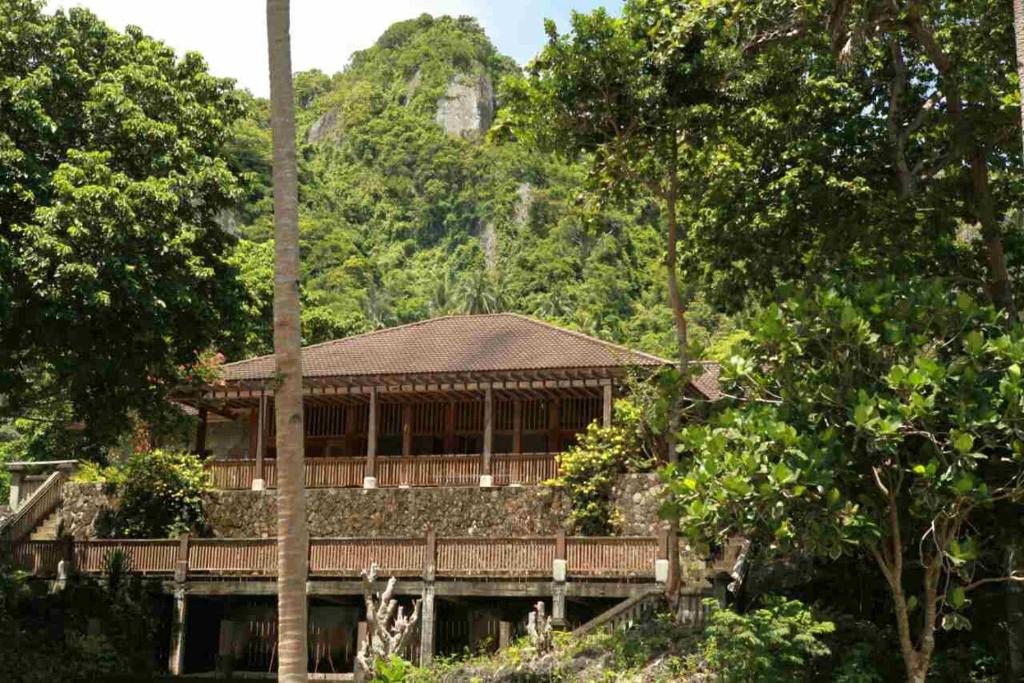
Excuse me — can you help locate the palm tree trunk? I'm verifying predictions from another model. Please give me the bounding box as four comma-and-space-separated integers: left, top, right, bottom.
266, 1, 307, 680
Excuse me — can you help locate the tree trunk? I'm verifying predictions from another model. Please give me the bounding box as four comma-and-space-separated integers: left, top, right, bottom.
1015, 0, 1024, 163
663, 149, 688, 604
266, 1, 307, 681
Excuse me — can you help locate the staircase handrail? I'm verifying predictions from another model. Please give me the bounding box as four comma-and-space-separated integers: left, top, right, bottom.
1, 469, 66, 542
572, 587, 664, 637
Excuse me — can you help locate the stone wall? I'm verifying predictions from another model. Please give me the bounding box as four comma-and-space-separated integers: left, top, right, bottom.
59, 474, 662, 539
611, 473, 667, 535
203, 485, 572, 538
61, 482, 115, 539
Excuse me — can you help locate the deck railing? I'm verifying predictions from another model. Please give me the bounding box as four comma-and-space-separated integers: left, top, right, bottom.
5, 534, 661, 581
205, 453, 560, 490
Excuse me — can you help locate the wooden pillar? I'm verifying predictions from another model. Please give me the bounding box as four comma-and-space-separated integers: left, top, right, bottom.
498, 621, 512, 650
602, 383, 613, 428
168, 587, 187, 675
354, 621, 368, 678
547, 398, 560, 453
444, 399, 456, 453
344, 405, 356, 457
364, 388, 378, 488
252, 394, 267, 491
195, 407, 208, 456
481, 387, 493, 487
402, 404, 413, 457
248, 408, 259, 459
420, 533, 436, 666
7, 470, 23, 510
512, 399, 522, 454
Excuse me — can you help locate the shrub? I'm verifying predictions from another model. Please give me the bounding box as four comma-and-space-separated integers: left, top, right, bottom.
80, 449, 211, 538
553, 400, 655, 534
702, 596, 834, 683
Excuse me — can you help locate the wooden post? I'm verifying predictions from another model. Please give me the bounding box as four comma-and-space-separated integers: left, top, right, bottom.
344, 405, 356, 457
547, 398, 560, 453
252, 394, 267, 491
420, 531, 436, 665
602, 383, 613, 428
364, 388, 378, 488
168, 586, 187, 675
195, 407, 208, 456
354, 621, 368, 677
445, 399, 456, 453
498, 621, 512, 650
169, 534, 190, 677
512, 399, 522, 454
248, 407, 259, 459
402, 404, 413, 457
7, 470, 23, 510
481, 387, 493, 487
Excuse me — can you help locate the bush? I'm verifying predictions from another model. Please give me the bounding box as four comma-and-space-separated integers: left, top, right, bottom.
553, 400, 655, 534
77, 449, 211, 538
702, 596, 834, 683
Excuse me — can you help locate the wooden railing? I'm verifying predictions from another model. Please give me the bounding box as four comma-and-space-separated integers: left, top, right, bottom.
75, 539, 180, 574
6, 535, 660, 581
205, 453, 560, 490
573, 589, 665, 637
0, 469, 66, 542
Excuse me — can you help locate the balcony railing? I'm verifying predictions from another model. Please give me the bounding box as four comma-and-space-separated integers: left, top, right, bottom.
205, 453, 560, 490
5, 534, 663, 581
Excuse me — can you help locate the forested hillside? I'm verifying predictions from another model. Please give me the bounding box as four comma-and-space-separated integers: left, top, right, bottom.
224, 14, 735, 360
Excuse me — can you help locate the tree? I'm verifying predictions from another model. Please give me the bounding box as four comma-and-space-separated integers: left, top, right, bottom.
266, 0, 307, 681
506, 2, 728, 601
0, 0, 250, 447
666, 278, 1024, 682
356, 563, 420, 680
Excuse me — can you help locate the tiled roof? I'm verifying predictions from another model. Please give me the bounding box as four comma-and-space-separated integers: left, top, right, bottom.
221, 314, 667, 382
690, 362, 723, 401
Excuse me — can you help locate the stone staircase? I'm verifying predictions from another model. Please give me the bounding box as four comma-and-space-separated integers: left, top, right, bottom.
28, 510, 61, 541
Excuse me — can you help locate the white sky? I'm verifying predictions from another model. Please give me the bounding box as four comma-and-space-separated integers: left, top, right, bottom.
46, 1, 620, 97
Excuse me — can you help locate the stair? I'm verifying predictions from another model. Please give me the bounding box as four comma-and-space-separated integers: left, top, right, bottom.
29, 510, 61, 541
572, 588, 665, 637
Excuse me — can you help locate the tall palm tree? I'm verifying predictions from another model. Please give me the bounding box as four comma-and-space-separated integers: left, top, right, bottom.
266, 1, 307, 680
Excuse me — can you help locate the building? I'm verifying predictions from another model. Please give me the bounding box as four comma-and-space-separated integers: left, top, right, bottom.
3, 313, 729, 677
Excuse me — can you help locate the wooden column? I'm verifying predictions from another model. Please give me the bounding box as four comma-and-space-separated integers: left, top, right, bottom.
252, 394, 267, 490
547, 398, 561, 453
344, 405, 356, 457
420, 529, 437, 665
168, 587, 187, 675
195, 407, 208, 456
602, 383, 613, 428
248, 408, 259, 458
444, 400, 456, 453
512, 399, 522, 454
402, 404, 413, 457
481, 388, 493, 487
364, 388, 378, 488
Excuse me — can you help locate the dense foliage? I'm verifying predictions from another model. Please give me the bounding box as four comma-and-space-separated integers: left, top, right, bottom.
0, 570, 167, 682
554, 400, 657, 534
77, 449, 211, 538
0, 0, 250, 453
702, 596, 834, 682
666, 277, 1024, 681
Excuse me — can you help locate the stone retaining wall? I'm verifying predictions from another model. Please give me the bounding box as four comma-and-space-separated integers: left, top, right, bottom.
611, 473, 668, 535
58, 473, 663, 539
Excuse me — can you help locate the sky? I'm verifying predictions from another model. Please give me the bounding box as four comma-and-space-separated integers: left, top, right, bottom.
46, 0, 623, 97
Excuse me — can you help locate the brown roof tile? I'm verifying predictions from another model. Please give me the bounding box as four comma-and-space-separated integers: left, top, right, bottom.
222, 314, 665, 381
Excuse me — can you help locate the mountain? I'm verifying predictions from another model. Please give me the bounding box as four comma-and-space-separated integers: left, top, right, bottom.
225, 14, 734, 360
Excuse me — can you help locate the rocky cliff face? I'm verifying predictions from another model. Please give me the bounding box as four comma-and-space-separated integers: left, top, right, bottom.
435, 73, 494, 137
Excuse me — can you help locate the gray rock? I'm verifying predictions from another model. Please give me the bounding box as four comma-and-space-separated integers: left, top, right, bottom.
435, 73, 494, 137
